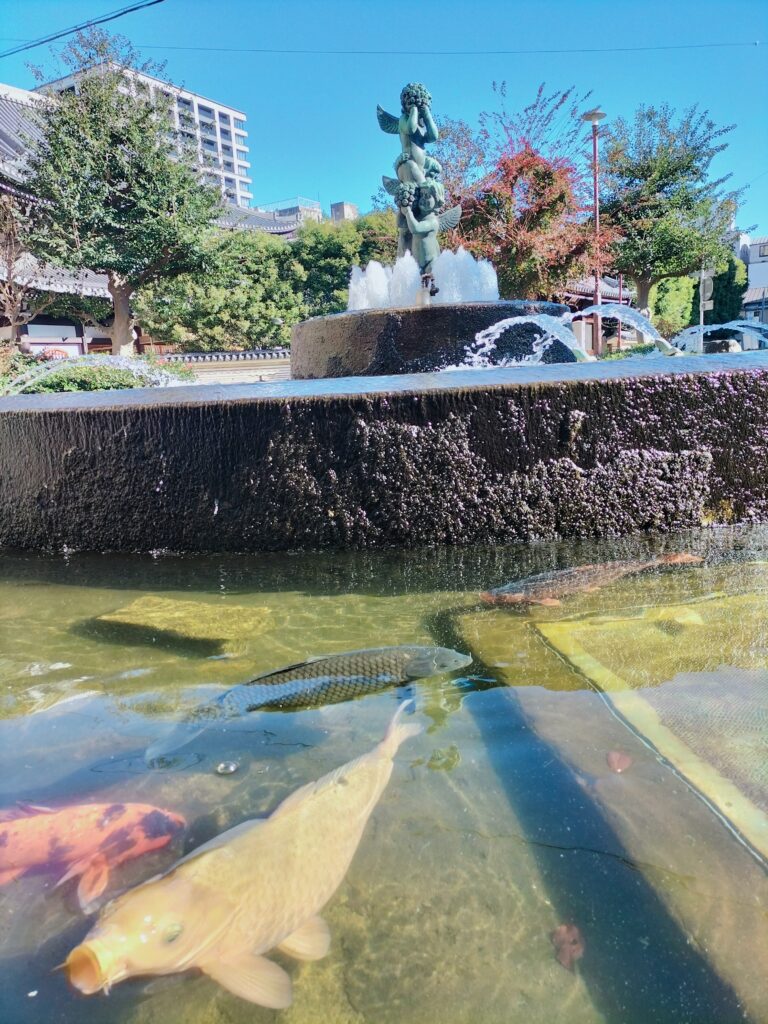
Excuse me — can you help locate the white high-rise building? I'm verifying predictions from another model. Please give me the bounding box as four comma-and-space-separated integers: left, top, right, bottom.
37, 67, 253, 209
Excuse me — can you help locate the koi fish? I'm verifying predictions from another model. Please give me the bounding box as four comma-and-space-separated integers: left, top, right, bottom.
146, 645, 470, 764
67, 701, 422, 1009
0, 801, 186, 911
481, 554, 702, 607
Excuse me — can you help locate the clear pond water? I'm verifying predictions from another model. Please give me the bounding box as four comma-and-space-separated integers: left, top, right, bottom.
0, 528, 766, 1024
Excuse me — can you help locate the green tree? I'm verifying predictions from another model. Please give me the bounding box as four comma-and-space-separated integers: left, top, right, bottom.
649, 276, 696, 336
601, 103, 739, 313
134, 230, 307, 350
26, 30, 221, 355
0, 192, 59, 346
690, 254, 748, 325
292, 213, 398, 317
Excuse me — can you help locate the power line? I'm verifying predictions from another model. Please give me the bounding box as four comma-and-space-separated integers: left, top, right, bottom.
0, 0, 167, 60
131, 39, 760, 56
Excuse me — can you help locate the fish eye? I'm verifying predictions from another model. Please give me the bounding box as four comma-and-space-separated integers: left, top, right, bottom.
163, 923, 183, 944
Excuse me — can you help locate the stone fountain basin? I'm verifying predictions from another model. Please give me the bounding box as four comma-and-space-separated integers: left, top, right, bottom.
290, 299, 572, 378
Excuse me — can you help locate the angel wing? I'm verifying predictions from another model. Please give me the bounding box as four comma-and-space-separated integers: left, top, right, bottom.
438, 205, 462, 232
381, 175, 400, 196
376, 105, 400, 135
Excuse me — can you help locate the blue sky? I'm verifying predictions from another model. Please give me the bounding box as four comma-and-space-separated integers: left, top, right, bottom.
2, 0, 767, 232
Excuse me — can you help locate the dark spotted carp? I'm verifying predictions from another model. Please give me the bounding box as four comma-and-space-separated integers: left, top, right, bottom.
145, 645, 471, 764
481, 554, 702, 607
0, 801, 185, 910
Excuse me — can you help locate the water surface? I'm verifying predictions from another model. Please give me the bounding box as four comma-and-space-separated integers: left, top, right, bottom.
0, 528, 766, 1023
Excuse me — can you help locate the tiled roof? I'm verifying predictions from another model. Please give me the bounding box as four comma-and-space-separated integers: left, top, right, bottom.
559, 275, 636, 302
217, 206, 299, 236
2, 252, 109, 299
0, 84, 43, 183
743, 286, 768, 305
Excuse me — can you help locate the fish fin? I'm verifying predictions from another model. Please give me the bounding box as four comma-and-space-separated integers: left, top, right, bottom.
173, 818, 266, 869
201, 954, 292, 1009
278, 915, 331, 961
247, 656, 325, 684
55, 851, 109, 892
16, 801, 56, 815
145, 722, 208, 766
76, 856, 111, 911
382, 698, 423, 755
0, 866, 25, 885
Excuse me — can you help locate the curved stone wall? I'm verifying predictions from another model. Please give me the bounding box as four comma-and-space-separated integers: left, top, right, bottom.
1, 354, 768, 554
291, 300, 572, 378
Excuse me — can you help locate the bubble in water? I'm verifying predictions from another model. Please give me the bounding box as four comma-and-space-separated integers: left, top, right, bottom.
215, 760, 240, 775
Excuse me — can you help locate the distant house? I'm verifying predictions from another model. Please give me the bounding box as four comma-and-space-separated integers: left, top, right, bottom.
556, 275, 636, 352
733, 233, 768, 326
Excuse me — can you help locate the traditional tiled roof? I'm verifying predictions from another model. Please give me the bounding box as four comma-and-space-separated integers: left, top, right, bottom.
2, 252, 109, 299
217, 206, 299, 236
0, 84, 43, 184
558, 275, 635, 302
743, 287, 768, 305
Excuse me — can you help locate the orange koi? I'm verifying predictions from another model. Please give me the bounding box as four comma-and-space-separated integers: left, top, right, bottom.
0, 801, 185, 911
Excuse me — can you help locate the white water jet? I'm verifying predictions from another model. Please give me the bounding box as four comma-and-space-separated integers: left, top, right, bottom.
465, 313, 593, 368
671, 320, 768, 352
347, 247, 498, 311
1, 354, 182, 397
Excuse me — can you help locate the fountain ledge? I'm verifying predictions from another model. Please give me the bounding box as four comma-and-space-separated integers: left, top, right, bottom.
2, 352, 768, 553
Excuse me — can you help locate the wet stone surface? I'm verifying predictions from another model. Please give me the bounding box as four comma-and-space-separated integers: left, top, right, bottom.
1, 354, 768, 553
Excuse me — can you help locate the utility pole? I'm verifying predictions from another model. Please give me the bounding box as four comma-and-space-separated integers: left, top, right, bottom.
581, 107, 606, 356
698, 266, 714, 352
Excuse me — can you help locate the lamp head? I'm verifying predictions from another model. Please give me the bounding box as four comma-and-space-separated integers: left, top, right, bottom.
581, 107, 606, 125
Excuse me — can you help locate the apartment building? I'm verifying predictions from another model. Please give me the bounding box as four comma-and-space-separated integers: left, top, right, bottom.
37, 67, 253, 209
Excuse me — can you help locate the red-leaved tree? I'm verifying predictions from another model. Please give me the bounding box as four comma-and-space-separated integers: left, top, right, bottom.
455, 145, 601, 299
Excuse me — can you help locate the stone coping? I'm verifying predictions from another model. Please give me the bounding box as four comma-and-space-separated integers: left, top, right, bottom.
2, 351, 767, 413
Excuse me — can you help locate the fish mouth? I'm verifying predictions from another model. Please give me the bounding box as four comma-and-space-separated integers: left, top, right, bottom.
66, 942, 116, 995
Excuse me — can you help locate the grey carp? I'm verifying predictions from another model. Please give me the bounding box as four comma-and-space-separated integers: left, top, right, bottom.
480, 554, 702, 607
145, 645, 471, 764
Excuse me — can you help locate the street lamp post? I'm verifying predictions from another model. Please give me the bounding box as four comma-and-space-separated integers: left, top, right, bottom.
581, 107, 606, 355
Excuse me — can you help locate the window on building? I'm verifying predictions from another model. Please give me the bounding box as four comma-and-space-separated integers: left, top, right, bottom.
220, 128, 231, 140
759, 244, 768, 258
198, 104, 214, 120
218, 111, 231, 124
235, 133, 247, 145
222, 144, 233, 155
177, 96, 192, 108
223, 160, 234, 172
224, 177, 236, 186
237, 165, 248, 176
234, 118, 246, 130
236, 149, 248, 161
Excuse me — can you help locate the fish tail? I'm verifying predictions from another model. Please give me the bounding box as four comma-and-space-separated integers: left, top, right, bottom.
381, 699, 423, 756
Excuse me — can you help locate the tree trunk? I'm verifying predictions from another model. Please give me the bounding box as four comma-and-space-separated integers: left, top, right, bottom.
108, 276, 135, 357
635, 278, 653, 318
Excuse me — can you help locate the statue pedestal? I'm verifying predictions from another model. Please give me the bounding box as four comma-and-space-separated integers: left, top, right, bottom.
290, 300, 573, 378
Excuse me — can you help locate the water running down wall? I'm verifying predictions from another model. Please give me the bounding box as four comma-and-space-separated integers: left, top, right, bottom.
1, 354, 768, 553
